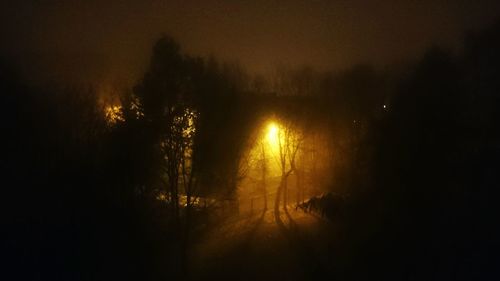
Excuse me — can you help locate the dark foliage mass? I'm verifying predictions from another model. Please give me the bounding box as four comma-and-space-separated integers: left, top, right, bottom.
296, 192, 347, 219
2, 20, 500, 281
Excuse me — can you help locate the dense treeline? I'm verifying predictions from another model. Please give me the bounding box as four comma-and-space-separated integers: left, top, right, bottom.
3, 20, 500, 280
334, 22, 500, 280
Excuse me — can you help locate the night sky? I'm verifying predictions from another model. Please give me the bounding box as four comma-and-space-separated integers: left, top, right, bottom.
2, 0, 500, 85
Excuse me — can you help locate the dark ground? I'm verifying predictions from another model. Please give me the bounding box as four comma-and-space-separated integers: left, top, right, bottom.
188, 207, 340, 281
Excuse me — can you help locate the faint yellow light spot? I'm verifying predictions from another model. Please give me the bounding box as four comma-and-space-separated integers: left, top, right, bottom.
182, 108, 197, 137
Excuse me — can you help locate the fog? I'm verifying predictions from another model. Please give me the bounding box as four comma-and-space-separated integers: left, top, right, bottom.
3, 2, 500, 281
2, 0, 500, 86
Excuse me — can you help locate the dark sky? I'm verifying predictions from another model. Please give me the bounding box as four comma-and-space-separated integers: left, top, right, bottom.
2, 0, 500, 86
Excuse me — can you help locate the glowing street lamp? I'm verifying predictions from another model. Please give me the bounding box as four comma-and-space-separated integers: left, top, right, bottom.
267, 122, 278, 142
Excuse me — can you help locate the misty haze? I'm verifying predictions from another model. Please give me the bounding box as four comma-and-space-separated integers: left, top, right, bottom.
2, 1, 500, 281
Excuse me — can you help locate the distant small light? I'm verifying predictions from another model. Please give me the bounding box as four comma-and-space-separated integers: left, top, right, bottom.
383, 104, 387, 109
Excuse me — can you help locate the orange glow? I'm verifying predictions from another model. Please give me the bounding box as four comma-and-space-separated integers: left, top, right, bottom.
105, 105, 124, 124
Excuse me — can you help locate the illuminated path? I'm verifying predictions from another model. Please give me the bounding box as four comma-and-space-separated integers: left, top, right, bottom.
187, 208, 341, 281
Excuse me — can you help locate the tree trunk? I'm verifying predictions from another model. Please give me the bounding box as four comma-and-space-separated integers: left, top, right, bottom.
274, 174, 285, 214
263, 188, 268, 211
170, 173, 180, 223
296, 170, 301, 205
283, 178, 288, 210
262, 168, 267, 211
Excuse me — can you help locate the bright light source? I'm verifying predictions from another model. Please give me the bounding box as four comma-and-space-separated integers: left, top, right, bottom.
383, 104, 387, 109
267, 122, 279, 145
